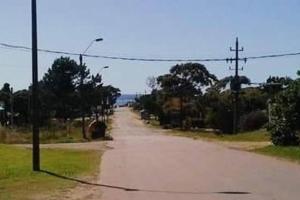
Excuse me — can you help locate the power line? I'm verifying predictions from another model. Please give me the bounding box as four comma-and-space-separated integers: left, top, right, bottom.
1, 42, 300, 62
0, 43, 227, 62
247, 52, 300, 59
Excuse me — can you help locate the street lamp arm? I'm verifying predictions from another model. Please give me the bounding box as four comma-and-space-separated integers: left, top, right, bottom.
82, 38, 103, 55
82, 40, 94, 55
98, 66, 109, 73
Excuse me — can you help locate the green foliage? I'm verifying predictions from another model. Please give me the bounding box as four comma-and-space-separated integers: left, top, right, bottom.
240, 87, 268, 113
41, 57, 81, 120
263, 76, 293, 98
156, 63, 217, 127
157, 63, 217, 98
0, 125, 86, 144
41, 57, 120, 123
239, 110, 268, 131
101, 85, 121, 106
169, 129, 270, 142
205, 84, 269, 134
204, 76, 254, 134
0, 56, 119, 140
270, 119, 299, 146
214, 75, 250, 91
139, 62, 300, 141
270, 74, 300, 146
13, 90, 30, 124
255, 145, 300, 162
204, 90, 233, 133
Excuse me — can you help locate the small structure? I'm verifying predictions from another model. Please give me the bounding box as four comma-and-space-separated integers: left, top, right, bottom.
140, 110, 150, 120
88, 120, 107, 139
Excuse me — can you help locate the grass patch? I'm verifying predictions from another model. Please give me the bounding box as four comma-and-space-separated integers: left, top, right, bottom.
0, 117, 114, 144
0, 144, 101, 200
0, 126, 86, 144
254, 145, 300, 162
168, 129, 270, 142
141, 114, 270, 142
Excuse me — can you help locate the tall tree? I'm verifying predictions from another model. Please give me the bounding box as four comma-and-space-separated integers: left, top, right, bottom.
214, 75, 251, 91
41, 57, 81, 121
13, 89, 30, 124
263, 76, 293, 99
157, 63, 217, 127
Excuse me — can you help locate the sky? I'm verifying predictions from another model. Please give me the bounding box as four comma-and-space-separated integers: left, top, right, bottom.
0, 0, 299, 94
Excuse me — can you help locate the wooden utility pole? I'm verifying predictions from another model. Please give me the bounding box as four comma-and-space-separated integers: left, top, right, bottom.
32, 0, 40, 171
10, 87, 14, 127
228, 38, 246, 134
79, 54, 87, 139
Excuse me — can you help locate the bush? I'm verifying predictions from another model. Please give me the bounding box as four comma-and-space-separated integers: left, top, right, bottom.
239, 110, 268, 131
72, 120, 82, 128
270, 80, 300, 146
270, 119, 299, 146
205, 108, 233, 134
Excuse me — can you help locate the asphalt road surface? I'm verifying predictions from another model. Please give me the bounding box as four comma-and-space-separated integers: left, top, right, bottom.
98, 108, 300, 200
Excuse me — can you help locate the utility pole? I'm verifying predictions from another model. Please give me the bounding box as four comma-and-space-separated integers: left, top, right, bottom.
10, 87, 14, 127
227, 38, 246, 134
79, 38, 102, 139
32, 0, 40, 171
79, 54, 87, 139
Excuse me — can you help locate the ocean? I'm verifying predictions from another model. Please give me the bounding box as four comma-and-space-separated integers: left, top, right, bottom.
116, 94, 136, 106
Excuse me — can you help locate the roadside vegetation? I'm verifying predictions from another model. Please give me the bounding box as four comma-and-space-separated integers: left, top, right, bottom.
169, 129, 270, 142
254, 146, 300, 163
0, 122, 84, 144
0, 56, 120, 143
0, 117, 114, 144
0, 144, 101, 200
133, 63, 300, 160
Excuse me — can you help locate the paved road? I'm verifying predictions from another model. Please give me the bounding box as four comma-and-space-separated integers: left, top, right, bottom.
99, 108, 300, 200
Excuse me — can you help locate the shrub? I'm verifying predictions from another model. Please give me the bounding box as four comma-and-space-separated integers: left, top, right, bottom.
239, 110, 268, 131
270, 80, 300, 146
72, 120, 82, 128
205, 107, 233, 134
270, 119, 299, 146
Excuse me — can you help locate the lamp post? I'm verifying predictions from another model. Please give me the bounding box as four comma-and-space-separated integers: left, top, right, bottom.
31, 0, 40, 171
79, 38, 103, 139
96, 66, 109, 122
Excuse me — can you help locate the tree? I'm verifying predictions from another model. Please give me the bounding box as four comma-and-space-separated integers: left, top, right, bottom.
101, 85, 121, 106
13, 89, 30, 124
157, 63, 217, 128
204, 90, 233, 133
263, 76, 293, 99
270, 72, 300, 146
146, 76, 158, 90
41, 57, 81, 121
204, 76, 270, 133
99, 85, 121, 122
214, 75, 251, 91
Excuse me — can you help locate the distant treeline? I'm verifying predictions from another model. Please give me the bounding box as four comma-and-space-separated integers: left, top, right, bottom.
134, 63, 300, 146
0, 56, 121, 128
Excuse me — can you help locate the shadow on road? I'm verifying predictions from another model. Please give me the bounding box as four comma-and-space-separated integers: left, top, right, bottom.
40, 169, 251, 195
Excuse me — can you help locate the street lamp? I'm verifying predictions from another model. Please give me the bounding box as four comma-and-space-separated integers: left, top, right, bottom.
94, 66, 109, 122
81, 38, 103, 56
79, 38, 103, 139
